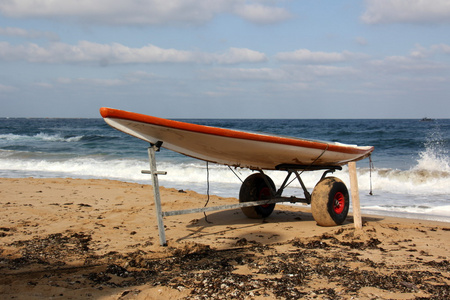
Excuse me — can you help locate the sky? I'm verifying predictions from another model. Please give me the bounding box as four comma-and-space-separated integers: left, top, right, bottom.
1, 0, 450, 119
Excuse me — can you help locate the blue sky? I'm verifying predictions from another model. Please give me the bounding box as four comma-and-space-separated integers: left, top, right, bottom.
1, 0, 450, 118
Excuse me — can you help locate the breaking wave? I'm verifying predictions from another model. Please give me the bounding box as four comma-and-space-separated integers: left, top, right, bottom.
0, 133, 83, 143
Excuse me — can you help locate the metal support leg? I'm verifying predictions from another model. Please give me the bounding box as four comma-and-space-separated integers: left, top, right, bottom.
293, 170, 311, 204
146, 142, 167, 246
276, 171, 293, 197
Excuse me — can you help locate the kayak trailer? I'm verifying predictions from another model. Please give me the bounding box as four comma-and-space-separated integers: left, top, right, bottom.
143, 141, 363, 246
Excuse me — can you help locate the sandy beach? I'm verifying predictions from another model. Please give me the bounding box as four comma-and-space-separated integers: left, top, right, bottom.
0, 177, 449, 299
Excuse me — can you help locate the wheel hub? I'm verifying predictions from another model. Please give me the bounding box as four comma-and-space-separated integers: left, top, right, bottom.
333, 192, 345, 214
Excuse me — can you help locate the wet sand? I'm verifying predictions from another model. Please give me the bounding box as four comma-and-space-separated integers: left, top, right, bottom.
1, 177, 449, 299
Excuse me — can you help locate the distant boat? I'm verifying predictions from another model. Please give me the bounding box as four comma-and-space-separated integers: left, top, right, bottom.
420, 117, 433, 122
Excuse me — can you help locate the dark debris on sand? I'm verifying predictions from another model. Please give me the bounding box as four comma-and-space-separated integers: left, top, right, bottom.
1, 230, 449, 299
2, 232, 92, 268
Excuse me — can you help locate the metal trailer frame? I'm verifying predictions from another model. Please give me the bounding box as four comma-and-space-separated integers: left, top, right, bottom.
143, 142, 346, 246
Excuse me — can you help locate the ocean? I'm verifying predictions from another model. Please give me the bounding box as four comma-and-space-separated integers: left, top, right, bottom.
1, 117, 449, 222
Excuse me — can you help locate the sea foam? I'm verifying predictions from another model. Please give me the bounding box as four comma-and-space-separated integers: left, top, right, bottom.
0, 132, 83, 143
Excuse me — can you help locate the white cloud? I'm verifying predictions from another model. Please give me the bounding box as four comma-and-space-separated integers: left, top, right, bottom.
369, 55, 445, 74
33, 82, 53, 88
0, 26, 59, 41
431, 43, 450, 54
123, 71, 161, 82
233, 3, 292, 24
362, 0, 450, 24
355, 37, 368, 46
57, 77, 126, 87
407, 43, 450, 59
53, 72, 164, 88
305, 65, 359, 77
214, 48, 267, 64
0, 41, 266, 65
275, 49, 364, 64
410, 44, 429, 59
201, 65, 357, 82
0, 0, 292, 26
201, 67, 286, 81
0, 83, 17, 92
0, 0, 217, 25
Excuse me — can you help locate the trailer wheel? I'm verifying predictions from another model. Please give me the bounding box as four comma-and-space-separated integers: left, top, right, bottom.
311, 177, 349, 226
239, 173, 276, 219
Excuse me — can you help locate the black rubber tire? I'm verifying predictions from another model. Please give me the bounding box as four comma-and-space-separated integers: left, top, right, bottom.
311, 177, 349, 226
239, 173, 276, 219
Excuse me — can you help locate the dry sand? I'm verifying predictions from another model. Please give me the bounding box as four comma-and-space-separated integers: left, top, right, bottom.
0, 177, 449, 299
